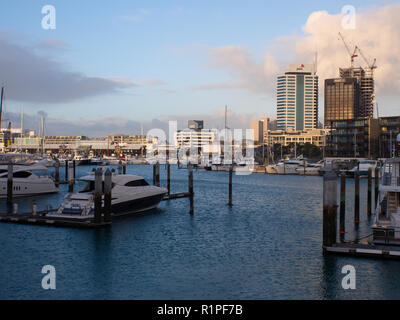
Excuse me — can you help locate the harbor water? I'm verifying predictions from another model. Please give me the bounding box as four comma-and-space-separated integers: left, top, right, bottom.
0, 165, 399, 299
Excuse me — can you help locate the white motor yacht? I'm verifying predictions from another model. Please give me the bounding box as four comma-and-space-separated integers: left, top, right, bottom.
276, 157, 306, 175
0, 164, 58, 198
49, 172, 168, 219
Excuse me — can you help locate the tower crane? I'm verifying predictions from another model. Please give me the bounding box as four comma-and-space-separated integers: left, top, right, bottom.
338, 32, 358, 68
357, 46, 377, 77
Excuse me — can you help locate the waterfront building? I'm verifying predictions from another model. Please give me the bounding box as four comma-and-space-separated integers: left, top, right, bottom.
266, 129, 326, 148
326, 118, 379, 158
379, 116, 400, 158
276, 63, 319, 131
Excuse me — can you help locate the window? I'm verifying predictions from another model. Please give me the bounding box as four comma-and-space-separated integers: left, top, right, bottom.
124, 179, 149, 187
13, 171, 32, 178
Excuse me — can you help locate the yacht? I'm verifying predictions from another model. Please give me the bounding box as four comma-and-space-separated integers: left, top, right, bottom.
372, 158, 400, 245
276, 156, 306, 175
0, 164, 58, 198
49, 172, 168, 219
296, 160, 324, 176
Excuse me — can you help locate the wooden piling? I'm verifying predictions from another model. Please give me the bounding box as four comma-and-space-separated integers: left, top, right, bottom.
354, 169, 360, 224
7, 162, 13, 206
118, 160, 123, 175
72, 160, 76, 179
339, 173, 346, 235
167, 164, 171, 196
368, 168, 372, 217
68, 161, 74, 193
55, 160, 60, 185
123, 164, 126, 175
153, 163, 156, 185
323, 172, 337, 248
103, 168, 112, 223
155, 162, 160, 187
65, 159, 69, 181
228, 166, 233, 206
375, 166, 380, 209
188, 165, 194, 214
94, 168, 102, 224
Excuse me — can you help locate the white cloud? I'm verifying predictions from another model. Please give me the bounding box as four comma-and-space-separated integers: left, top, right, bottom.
202, 3, 400, 100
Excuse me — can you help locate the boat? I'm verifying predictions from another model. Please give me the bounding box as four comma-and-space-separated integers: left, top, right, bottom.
73, 155, 91, 166
372, 158, 400, 245
296, 160, 324, 176
346, 160, 378, 177
49, 171, 168, 219
0, 164, 58, 198
276, 156, 306, 175
89, 157, 105, 166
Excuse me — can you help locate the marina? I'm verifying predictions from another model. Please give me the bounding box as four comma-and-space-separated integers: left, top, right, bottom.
1, 164, 400, 299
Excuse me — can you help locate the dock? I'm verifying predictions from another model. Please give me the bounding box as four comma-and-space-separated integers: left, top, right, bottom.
0, 212, 111, 228
324, 242, 400, 260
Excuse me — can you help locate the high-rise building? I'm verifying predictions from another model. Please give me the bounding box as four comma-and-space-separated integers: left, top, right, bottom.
324, 67, 374, 127
324, 78, 360, 126
250, 120, 264, 145
339, 67, 374, 118
276, 64, 318, 131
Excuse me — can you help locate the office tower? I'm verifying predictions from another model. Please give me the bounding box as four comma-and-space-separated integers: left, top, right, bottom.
276, 64, 319, 131
339, 67, 374, 119
324, 78, 360, 126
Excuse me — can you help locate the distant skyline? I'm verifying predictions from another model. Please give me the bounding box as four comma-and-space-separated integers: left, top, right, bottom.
0, 0, 399, 135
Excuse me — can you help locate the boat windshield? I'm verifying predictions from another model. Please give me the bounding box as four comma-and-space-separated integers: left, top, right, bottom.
124, 179, 149, 187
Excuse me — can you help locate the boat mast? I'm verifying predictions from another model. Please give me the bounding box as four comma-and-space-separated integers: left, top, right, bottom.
0, 87, 4, 131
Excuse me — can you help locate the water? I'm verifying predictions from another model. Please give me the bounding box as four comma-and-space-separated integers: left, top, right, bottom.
0, 165, 399, 299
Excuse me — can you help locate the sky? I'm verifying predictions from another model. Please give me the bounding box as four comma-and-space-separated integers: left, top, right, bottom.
0, 0, 399, 136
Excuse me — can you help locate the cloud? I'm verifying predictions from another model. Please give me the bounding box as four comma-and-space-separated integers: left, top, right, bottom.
191, 83, 246, 91
4, 107, 263, 137
0, 35, 134, 103
138, 78, 167, 86
203, 3, 400, 97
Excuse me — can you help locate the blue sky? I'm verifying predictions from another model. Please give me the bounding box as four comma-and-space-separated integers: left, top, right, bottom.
0, 0, 398, 134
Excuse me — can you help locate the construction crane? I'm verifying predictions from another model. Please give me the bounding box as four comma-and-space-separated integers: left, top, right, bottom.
338, 32, 358, 68
357, 46, 377, 77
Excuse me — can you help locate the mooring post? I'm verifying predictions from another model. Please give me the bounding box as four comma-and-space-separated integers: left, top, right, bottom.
354, 169, 360, 225
323, 172, 337, 248
104, 168, 112, 223
155, 162, 160, 187
368, 168, 372, 217
65, 159, 69, 181
94, 168, 102, 224
55, 159, 60, 186
123, 164, 126, 175
167, 163, 171, 196
7, 161, 13, 207
339, 173, 346, 236
68, 161, 74, 193
153, 163, 156, 185
72, 160, 76, 180
118, 160, 123, 175
228, 166, 233, 206
188, 164, 194, 214
303, 159, 306, 176
375, 166, 380, 209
